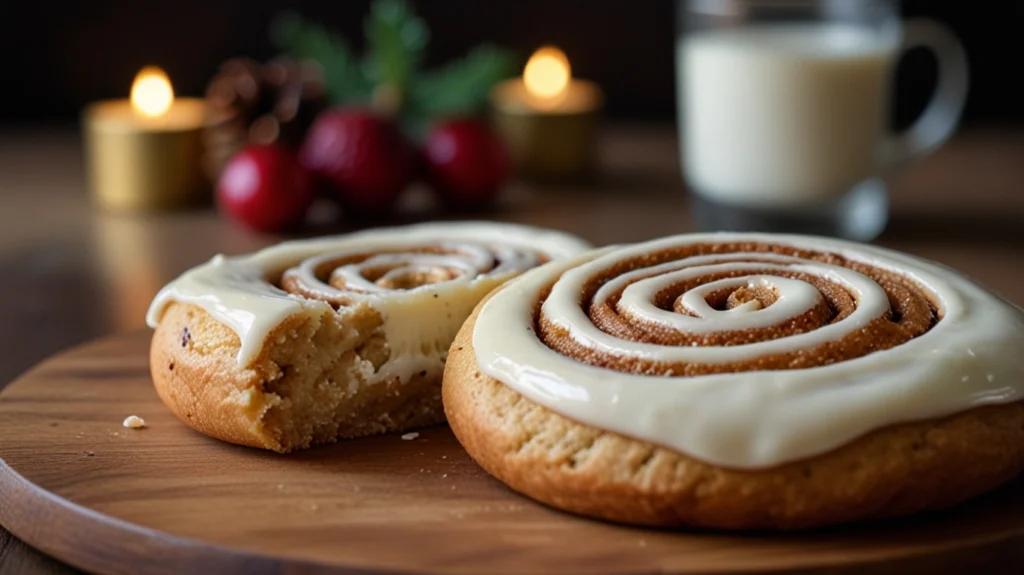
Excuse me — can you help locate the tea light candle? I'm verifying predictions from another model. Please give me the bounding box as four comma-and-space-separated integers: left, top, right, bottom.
83, 66, 208, 212
490, 46, 604, 181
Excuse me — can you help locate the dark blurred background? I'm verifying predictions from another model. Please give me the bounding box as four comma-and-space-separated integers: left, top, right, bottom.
1, 0, 1021, 129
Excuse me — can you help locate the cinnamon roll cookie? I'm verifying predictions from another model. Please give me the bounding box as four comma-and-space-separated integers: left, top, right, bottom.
146, 222, 589, 452
443, 232, 1024, 530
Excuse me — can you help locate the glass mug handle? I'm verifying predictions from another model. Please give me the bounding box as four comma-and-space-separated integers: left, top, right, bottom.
880, 18, 970, 169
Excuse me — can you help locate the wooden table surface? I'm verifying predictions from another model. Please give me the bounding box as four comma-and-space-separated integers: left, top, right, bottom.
1, 124, 1023, 574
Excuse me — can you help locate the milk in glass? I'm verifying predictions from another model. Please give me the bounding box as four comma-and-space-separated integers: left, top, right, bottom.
677, 24, 899, 206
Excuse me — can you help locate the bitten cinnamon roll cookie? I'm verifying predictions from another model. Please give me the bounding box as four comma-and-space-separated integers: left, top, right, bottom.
443, 232, 1024, 530
146, 222, 589, 452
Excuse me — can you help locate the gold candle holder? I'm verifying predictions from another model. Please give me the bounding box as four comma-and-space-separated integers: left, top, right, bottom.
83, 67, 208, 212
490, 46, 604, 182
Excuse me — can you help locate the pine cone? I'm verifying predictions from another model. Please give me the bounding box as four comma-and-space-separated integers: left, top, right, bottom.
202, 56, 327, 180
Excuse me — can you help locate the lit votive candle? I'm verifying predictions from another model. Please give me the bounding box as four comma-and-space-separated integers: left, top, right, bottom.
83, 66, 207, 212
490, 46, 604, 182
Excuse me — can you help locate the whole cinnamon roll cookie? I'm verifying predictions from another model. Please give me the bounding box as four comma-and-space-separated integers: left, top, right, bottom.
146, 221, 590, 452
443, 232, 1024, 530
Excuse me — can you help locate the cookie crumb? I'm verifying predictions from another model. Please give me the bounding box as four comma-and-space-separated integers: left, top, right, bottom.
401, 432, 420, 440
122, 415, 146, 429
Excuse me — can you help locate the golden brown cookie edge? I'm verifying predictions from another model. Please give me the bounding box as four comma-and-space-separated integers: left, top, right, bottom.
150, 302, 285, 451
443, 300, 1024, 530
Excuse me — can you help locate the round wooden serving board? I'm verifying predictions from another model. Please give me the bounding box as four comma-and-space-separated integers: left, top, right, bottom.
1, 332, 1023, 575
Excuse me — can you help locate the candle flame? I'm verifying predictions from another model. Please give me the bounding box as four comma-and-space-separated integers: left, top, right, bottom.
524, 46, 571, 100
130, 66, 174, 117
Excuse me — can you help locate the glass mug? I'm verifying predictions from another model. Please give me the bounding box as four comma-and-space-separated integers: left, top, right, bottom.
675, 0, 968, 241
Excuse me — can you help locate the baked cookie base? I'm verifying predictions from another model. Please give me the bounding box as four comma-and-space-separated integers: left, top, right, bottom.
443, 303, 1024, 530
151, 303, 444, 452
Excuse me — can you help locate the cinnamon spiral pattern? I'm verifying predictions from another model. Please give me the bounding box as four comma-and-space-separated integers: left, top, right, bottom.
474, 232, 1024, 469
146, 222, 590, 370
277, 242, 547, 308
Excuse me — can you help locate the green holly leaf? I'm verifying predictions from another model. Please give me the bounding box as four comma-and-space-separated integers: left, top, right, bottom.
268, 2, 517, 143
362, 0, 430, 94
270, 11, 374, 105
408, 44, 518, 119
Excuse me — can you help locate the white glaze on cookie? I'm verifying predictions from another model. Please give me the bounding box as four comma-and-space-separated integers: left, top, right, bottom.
473, 232, 1024, 469
146, 222, 590, 382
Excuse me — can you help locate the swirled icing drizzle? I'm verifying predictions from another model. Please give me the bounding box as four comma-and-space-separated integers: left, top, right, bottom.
473, 232, 1024, 469
146, 222, 591, 376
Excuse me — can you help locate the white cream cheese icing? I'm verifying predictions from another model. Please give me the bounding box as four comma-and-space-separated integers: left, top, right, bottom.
146, 221, 591, 381
473, 232, 1024, 469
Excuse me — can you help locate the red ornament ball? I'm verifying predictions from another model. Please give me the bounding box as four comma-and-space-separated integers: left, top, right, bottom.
216, 145, 314, 233
422, 118, 510, 208
299, 109, 417, 216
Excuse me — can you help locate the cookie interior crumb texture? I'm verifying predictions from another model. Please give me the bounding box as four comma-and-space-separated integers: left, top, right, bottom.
152, 302, 441, 452
145, 223, 591, 453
